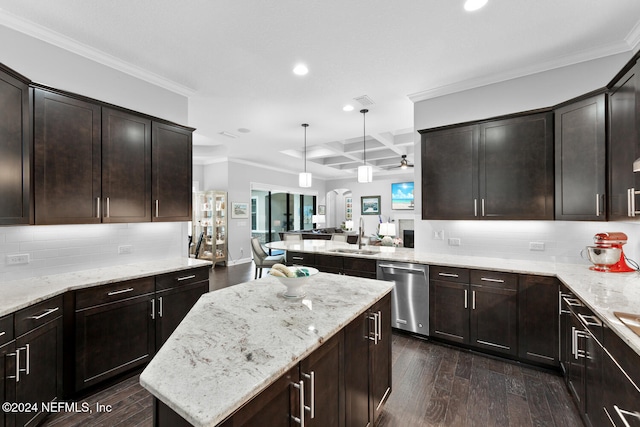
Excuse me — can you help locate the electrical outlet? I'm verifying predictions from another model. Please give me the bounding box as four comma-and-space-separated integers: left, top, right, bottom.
433, 230, 444, 240
6, 254, 29, 265
118, 245, 133, 255
529, 242, 545, 251
448, 238, 461, 246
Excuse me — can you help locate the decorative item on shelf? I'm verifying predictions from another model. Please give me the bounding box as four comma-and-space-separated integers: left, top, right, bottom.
357, 109, 373, 183
299, 123, 312, 188
378, 223, 396, 246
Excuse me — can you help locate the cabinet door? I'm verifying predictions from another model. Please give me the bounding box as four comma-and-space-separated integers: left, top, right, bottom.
555, 95, 606, 220
343, 257, 377, 279
370, 294, 391, 424
155, 281, 208, 349
429, 280, 469, 344
0, 66, 31, 225
608, 62, 640, 220
344, 311, 371, 427
421, 125, 478, 220
1, 340, 16, 427
286, 251, 316, 267
566, 312, 586, 413
518, 275, 559, 366
152, 122, 192, 221
75, 294, 155, 391
15, 318, 63, 427
479, 112, 554, 220
602, 328, 640, 427
34, 89, 101, 224
102, 108, 151, 223
300, 332, 343, 427
314, 254, 343, 275
469, 284, 517, 356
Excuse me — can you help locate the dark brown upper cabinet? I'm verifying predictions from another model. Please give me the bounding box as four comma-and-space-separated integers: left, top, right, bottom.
102, 108, 151, 223
0, 64, 32, 225
152, 122, 193, 222
421, 111, 554, 220
555, 94, 606, 220
608, 59, 640, 221
34, 88, 102, 225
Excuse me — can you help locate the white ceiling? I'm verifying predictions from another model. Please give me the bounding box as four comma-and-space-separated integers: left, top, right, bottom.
1, 1, 640, 180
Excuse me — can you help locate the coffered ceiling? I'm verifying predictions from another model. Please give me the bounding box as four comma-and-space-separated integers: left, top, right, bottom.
1, 1, 640, 180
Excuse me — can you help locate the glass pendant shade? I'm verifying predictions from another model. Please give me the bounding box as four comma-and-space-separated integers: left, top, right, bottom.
299, 172, 312, 187
357, 165, 373, 183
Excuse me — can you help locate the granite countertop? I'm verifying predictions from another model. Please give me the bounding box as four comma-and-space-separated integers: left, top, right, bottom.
0, 258, 212, 317
268, 240, 640, 356
139, 273, 394, 427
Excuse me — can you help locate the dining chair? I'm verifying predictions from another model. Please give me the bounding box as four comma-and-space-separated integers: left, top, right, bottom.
250, 237, 285, 279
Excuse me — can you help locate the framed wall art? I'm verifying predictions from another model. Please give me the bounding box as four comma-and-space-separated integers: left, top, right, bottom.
361, 195, 381, 215
231, 202, 249, 218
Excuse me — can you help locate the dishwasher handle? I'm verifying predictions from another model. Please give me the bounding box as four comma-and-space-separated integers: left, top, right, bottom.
378, 264, 426, 274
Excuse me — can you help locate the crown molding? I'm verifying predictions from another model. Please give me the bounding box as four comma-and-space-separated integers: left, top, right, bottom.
408, 40, 634, 103
626, 18, 640, 53
0, 10, 196, 97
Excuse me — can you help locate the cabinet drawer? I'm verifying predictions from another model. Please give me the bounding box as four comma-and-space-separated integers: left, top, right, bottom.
287, 251, 316, 266
0, 313, 13, 346
15, 295, 63, 336
315, 254, 344, 269
76, 277, 155, 310
155, 267, 209, 291
344, 257, 377, 273
429, 265, 469, 283
470, 270, 517, 290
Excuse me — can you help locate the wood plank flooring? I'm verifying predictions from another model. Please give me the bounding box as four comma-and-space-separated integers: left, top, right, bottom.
42, 262, 583, 427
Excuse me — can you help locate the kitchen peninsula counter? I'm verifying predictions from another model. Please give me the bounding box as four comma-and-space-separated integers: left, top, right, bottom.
0, 258, 212, 317
268, 240, 640, 357
139, 273, 394, 427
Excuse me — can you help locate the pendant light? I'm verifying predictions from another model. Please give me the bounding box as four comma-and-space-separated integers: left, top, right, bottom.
299, 123, 312, 187
357, 109, 373, 183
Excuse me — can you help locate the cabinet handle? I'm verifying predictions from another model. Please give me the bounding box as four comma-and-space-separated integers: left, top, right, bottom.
158, 296, 163, 318
302, 371, 315, 418
635, 189, 640, 216
464, 289, 468, 309
480, 277, 504, 283
562, 296, 583, 307
472, 290, 476, 310
578, 313, 601, 328
614, 405, 639, 427
292, 380, 305, 427
377, 310, 382, 342
15, 344, 30, 380
292, 257, 304, 261
369, 312, 379, 344
177, 275, 196, 281
106, 197, 110, 218
0, 331, 4, 337
155, 200, 159, 218
481, 198, 485, 216
151, 299, 156, 320
474, 199, 478, 217
28, 307, 59, 320
96, 197, 101, 219
628, 189, 632, 217
107, 288, 134, 296
596, 194, 600, 217
571, 326, 577, 359
438, 272, 459, 278
7, 350, 19, 382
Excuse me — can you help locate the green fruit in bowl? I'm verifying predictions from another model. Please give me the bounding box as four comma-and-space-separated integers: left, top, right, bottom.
295, 269, 309, 277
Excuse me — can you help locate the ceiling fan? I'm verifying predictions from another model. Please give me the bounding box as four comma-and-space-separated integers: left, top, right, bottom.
386, 154, 414, 169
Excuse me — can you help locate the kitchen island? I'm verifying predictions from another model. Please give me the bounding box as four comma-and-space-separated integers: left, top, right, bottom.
139, 272, 394, 427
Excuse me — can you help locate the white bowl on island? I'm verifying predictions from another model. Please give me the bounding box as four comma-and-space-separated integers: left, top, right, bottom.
269, 265, 319, 298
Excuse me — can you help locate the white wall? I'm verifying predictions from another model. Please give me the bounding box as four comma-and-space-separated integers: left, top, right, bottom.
413, 52, 640, 265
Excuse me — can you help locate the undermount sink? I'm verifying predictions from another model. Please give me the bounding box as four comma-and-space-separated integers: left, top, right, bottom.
329, 248, 378, 255
614, 312, 640, 337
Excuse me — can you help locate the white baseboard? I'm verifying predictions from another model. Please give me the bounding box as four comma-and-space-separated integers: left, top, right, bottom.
226, 257, 252, 266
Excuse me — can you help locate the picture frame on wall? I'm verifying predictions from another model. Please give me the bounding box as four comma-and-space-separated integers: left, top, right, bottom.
345, 197, 353, 220
391, 182, 415, 210
318, 205, 326, 215
231, 202, 249, 218
361, 195, 381, 215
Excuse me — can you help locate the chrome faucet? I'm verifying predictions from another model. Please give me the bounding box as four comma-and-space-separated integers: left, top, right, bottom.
358, 217, 365, 249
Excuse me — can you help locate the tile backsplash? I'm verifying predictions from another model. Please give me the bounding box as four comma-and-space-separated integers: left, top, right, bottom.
0, 222, 188, 283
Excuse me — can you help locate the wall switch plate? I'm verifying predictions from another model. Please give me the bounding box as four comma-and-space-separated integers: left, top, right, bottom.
6, 254, 29, 265
118, 245, 133, 255
448, 238, 461, 246
433, 230, 445, 240
529, 242, 545, 251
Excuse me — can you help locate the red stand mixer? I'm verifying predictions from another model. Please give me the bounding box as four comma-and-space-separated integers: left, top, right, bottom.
584, 232, 635, 272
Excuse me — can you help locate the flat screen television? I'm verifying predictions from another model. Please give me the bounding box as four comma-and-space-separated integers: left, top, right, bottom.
391, 182, 414, 210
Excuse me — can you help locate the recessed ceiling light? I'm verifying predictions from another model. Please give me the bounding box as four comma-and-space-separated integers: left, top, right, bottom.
293, 64, 309, 76
464, 0, 487, 11
343, 105, 354, 112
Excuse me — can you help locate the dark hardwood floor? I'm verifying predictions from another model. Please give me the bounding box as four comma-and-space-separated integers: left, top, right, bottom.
42, 262, 583, 427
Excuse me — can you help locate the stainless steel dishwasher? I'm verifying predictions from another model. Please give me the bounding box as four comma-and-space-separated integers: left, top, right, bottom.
376, 261, 429, 335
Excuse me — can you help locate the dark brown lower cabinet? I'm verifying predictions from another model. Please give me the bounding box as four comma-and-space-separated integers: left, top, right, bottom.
344, 309, 371, 427
297, 253, 377, 279
469, 283, 517, 356
370, 294, 392, 424
429, 279, 470, 344
155, 280, 208, 348
518, 275, 559, 366
1, 339, 16, 427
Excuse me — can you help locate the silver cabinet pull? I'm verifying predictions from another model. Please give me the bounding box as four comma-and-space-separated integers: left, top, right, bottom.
482, 198, 485, 216
472, 290, 476, 310
177, 275, 196, 281
562, 296, 583, 307
155, 200, 159, 217
107, 288, 134, 296
23, 343, 30, 375
7, 351, 19, 382
474, 198, 478, 217
96, 197, 101, 218
292, 256, 304, 261
292, 380, 305, 426
614, 405, 639, 427
0, 331, 5, 337
438, 272, 459, 278
596, 193, 600, 217
28, 307, 59, 320
578, 313, 601, 328
464, 289, 468, 309
158, 296, 163, 318
106, 197, 110, 218
302, 371, 315, 419
480, 277, 504, 283
377, 310, 382, 342
369, 312, 379, 344
628, 189, 632, 217
571, 326, 577, 359
151, 299, 156, 320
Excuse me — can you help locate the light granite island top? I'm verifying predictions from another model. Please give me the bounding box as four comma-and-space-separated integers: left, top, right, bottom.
268, 240, 640, 357
139, 272, 394, 427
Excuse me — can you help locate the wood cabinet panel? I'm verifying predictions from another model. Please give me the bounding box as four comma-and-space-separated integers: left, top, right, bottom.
429, 279, 469, 344
75, 278, 155, 310
555, 94, 606, 220
34, 89, 101, 225
0, 65, 31, 225
0, 340, 16, 427
286, 251, 316, 267
344, 310, 371, 427
315, 254, 343, 274
152, 122, 192, 222
370, 294, 391, 424
518, 275, 559, 366
343, 257, 377, 279
102, 107, 151, 223
469, 284, 517, 356
155, 280, 208, 349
